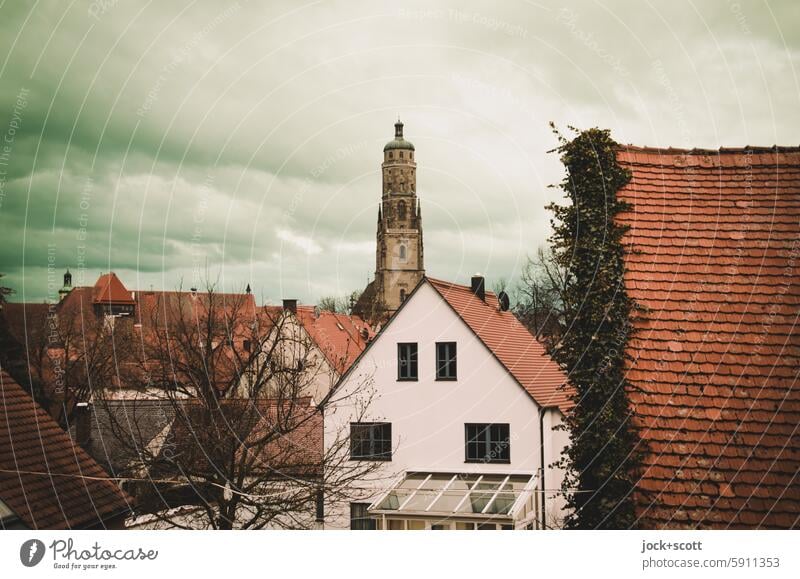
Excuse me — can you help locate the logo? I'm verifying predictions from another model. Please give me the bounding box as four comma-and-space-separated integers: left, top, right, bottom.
20, 539, 46, 567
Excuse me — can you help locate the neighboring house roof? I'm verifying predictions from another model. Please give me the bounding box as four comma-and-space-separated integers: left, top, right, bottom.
295, 306, 373, 375
1, 302, 49, 350
616, 145, 800, 529
152, 398, 323, 479
0, 367, 132, 529
426, 278, 572, 413
92, 273, 135, 304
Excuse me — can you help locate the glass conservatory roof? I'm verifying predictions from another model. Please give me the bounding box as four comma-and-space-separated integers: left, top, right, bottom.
368, 472, 537, 520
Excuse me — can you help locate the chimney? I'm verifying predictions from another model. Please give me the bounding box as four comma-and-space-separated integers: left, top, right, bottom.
471, 274, 485, 302
74, 402, 92, 448
283, 299, 298, 313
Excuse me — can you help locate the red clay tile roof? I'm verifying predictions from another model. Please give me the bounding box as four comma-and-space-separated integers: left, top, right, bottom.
295, 307, 372, 374
0, 367, 132, 529
92, 272, 135, 304
427, 278, 572, 413
616, 145, 800, 529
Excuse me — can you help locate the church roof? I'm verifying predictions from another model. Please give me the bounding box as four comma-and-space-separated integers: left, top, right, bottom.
384, 119, 415, 151
384, 138, 415, 152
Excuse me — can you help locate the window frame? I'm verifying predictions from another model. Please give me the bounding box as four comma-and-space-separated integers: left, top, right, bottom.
350, 422, 392, 461
350, 503, 376, 530
435, 341, 458, 381
464, 423, 511, 464
397, 342, 418, 381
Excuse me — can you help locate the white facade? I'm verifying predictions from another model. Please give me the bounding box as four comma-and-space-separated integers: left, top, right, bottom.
324, 280, 570, 529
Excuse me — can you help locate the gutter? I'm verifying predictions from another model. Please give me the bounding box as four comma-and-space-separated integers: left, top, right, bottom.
539, 405, 547, 530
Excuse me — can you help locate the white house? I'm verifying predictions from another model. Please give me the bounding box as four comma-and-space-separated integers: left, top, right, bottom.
323, 275, 572, 530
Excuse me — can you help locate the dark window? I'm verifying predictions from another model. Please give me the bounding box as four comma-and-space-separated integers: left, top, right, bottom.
397, 342, 418, 380
350, 503, 376, 530
315, 488, 324, 522
242, 339, 252, 352
465, 423, 510, 463
397, 200, 407, 220
350, 422, 392, 460
436, 342, 457, 380
400, 288, 406, 303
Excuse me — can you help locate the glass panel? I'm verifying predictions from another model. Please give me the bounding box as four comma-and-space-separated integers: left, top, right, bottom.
455, 522, 475, 530
407, 520, 425, 530
377, 492, 402, 510
485, 492, 516, 515
468, 481, 502, 513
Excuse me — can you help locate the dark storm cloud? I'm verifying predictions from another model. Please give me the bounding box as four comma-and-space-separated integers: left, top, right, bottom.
1, 0, 797, 303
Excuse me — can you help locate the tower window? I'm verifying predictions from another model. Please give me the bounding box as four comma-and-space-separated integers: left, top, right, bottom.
400, 288, 406, 303
397, 200, 406, 220
389, 152, 393, 159
399, 244, 406, 260
400, 152, 404, 159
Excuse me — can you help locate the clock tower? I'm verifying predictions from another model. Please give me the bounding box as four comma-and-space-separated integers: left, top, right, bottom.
354, 120, 424, 321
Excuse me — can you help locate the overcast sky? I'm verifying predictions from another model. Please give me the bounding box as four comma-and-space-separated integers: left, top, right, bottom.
0, 0, 797, 305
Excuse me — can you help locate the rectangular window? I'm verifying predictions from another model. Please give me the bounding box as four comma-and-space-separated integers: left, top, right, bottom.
465, 423, 510, 463
397, 343, 418, 380
350, 422, 392, 460
436, 342, 457, 380
350, 503, 376, 530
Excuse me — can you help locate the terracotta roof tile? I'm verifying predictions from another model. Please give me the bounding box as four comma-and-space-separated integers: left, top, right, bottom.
92, 273, 135, 304
295, 307, 372, 375
427, 278, 572, 412
616, 145, 800, 529
0, 367, 132, 529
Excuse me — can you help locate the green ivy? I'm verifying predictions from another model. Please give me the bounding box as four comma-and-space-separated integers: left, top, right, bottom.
547, 125, 643, 529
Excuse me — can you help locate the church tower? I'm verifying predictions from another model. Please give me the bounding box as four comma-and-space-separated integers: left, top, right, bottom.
354, 120, 424, 321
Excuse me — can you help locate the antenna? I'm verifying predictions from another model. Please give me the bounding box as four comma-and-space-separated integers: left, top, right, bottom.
497, 291, 511, 312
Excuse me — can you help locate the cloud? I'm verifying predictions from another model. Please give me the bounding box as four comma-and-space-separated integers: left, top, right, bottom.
0, 0, 797, 303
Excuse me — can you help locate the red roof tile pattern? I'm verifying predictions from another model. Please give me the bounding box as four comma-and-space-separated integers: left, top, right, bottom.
92, 273, 135, 304
295, 307, 372, 375
427, 278, 572, 413
0, 367, 132, 529
616, 145, 800, 529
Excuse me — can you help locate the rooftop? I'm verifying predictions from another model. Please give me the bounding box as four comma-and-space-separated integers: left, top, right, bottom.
616, 144, 800, 529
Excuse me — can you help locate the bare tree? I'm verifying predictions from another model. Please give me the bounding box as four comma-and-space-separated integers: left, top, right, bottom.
318, 289, 362, 314
513, 247, 568, 345
97, 284, 380, 529
14, 296, 134, 427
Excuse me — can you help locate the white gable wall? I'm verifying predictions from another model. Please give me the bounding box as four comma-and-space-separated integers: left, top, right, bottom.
324, 281, 565, 528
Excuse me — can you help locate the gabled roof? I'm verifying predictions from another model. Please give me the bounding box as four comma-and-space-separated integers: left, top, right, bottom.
426, 279, 572, 413
616, 145, 800, 529
0, 367, 132, 529
92, 272, 135, 304
295, 306, 373, 375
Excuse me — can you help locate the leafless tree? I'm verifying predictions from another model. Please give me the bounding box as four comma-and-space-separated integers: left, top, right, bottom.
14, 297, 134, 427
96, 284, 380, 529
318, 290, 362, 314
513, 247, 568, 346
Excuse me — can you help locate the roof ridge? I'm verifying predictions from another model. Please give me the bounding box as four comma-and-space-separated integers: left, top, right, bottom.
619, 144, 800, 155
